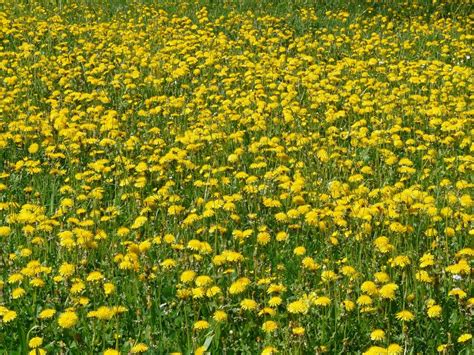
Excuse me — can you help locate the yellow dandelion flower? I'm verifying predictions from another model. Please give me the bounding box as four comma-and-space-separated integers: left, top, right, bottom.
130, 343, 149, 353
28, 337, 43, 348
262, 320, 278, 333
38, 309, 56, 319
457, 333, 472, 343
387, 343, 403, 354
59, 263, 75, 277
357, 295, 373, 306
292, 326, 305, 335
58, 311, 78, 328
427, 305, 442, 318
370, 329, 385, 341
28, 143, 39, 154
374, 272, 390, 283
70, 281, 86, 294
293, 246, 306, 256
229, 277, 250, 294
3, 310, 17, 323
0, 226, 11, 237
258, 307, 276, 317
268, 296, 282, 307
363, 346, 387, 355
390, 255, 411, 268
131, 216, 147, 229
12, 287, 26, 299
28, 349, 46, 355
104, 282, 115, 295
437, 344, 448, 352
86, 271, 104, 282
287, 300, 309, 314
448, 288, 467, 299
361, 281, 378, 296
180, 270, 196, 283
343, 300, 355, 312
395, 310, 414, 322
193, 320, 210, 330
241, 299, 258, 311
261, 346, 278, 355
379, 283, 398, 300
161, 259, 177, 269
314, 296, 331, 307
213, 310, 227, 322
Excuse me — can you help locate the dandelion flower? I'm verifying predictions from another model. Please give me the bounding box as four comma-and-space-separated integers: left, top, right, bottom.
363, 346, 386, 355
261, 346, 278, 355
293, 246, 306, 256
292, 326, 305, 335
213, 310, 227, 322
0, 226, 11, 237
58, 311, 78, 328
314, 296, 331, 307
287, 300, 309, 314
370, 329, 385, 341
12, 287, 26, 299
39, 309, 56, 319
86, 271, 104, 282
437, 344, 448, 352
343, 300, 355, 312
180, 270, 196, 283
3, 310, 17, 323
427, 305, 442, 318
241, 299, 258, 311
396, 310, 414, 322
457, 333, 472, 343
193, 320, 210, 330
379, 283, 398, 300
387, 343, 403, 354
268, 296, 282, 307
29, 337, 43, 348
262, 320, 278, 333
229, 277, 250, 294
130, 343, 149, 353
357, 295, 373, 306
361, 281, 378, 296
104, 282, 115, 295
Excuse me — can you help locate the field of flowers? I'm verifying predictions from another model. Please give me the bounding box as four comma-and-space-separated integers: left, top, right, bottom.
0, 0, 472, 353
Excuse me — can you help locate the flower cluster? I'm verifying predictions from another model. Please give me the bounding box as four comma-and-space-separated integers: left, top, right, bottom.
0, 0, 472, 353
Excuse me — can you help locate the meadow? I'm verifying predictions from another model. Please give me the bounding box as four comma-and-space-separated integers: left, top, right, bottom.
0, 0, 472, 353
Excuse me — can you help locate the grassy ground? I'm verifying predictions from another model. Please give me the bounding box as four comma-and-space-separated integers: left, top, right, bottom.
0, 0, 472, 354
